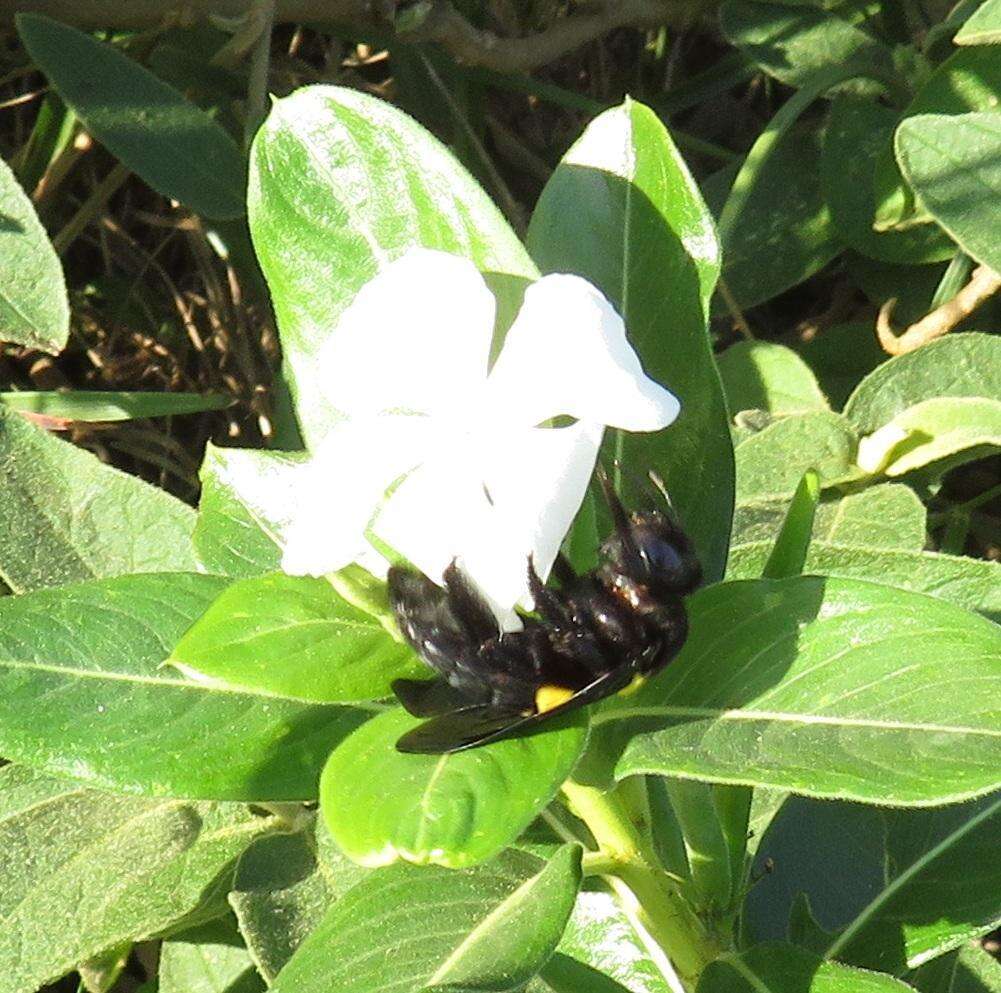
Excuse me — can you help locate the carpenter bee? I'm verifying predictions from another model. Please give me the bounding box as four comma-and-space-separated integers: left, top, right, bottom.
388, 471, 702, 753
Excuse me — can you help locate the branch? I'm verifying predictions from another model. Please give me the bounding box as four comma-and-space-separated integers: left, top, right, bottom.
876, 263, 1001, 356
1, 0, 682, 74
403, 0, 673, 73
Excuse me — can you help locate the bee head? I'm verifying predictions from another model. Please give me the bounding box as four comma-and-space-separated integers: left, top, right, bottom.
601, 510, 702, 598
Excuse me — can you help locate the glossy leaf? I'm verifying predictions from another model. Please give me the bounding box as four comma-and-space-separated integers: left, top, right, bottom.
746, 792, 1001, 972
527, 99, 732, 581
735, 411, 863, 502
194, 444, 306, 578
270, 846, 582, 993
910, 943, 1001, 993
320, 707, 587, 868
17, 13, 245, 219
822, 96, 953, 264
721, 0, 895, 90
0, 765, 275, 993
169, 572, 418, 702
726, 541, 1001, 624
844, 334, 1001, 433
0, 408, 197, 593
874, 47, 1001, 230
857, 396, 1001, 478
610, 575, 1001, 805
717, 341, 829, 416
703, 125, 843, 310
249, 84, 536, 448
0, 150, 68, 352
732, 484, 927, 554
159, 918, 264, 993
697, 943, 914, 993
955, 0, 1001, 44
0, 390, 232, 422
896, 113, 1001, 273
0, 572, 366, 799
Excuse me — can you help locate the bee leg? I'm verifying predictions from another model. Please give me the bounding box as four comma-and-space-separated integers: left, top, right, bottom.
526, 556, 574, 632
442, 559, 500, 642
550, 552, 579, 588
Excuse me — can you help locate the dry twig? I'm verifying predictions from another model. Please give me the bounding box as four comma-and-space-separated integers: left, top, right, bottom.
1, 0, 688, 73
876, 263, 1001, 355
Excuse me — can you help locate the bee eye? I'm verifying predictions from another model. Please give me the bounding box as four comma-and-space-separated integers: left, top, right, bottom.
640, 539, 685, 580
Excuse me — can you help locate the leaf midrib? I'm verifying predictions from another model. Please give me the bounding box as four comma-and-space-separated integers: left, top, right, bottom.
597, 704, 1001, 739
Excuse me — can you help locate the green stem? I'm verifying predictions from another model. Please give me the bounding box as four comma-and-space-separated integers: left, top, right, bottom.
717, 63, 910, 248
664, 779, 733, 913
562, 781, 720, 989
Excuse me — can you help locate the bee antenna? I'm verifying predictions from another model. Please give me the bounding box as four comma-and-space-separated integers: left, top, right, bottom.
595, 464, 641, 560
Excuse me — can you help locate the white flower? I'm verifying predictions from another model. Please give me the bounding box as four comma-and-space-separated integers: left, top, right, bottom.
281, 248, 680, 624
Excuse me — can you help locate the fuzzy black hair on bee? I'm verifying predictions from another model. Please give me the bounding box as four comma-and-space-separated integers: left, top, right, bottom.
388, 469, 701, 753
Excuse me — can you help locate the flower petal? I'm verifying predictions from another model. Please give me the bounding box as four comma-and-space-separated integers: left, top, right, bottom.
317, 248, 496, 417
281, 417, 430, 577
372, 453, 491, 588
374, 421, 603, 626
466, 420, 604, 611
486, 273, 680, 431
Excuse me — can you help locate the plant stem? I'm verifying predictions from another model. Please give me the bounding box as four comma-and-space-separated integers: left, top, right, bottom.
562, 780, 721, 989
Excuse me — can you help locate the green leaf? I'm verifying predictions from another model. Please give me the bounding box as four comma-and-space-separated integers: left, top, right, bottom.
746, 792, 1001, 972
844, 334, 1001, 434
0, 572, 366, 799
270, 846, 582, 993
0, 408, 197, 593
703, 124, 844, 310
16, 13, 245, 219
762, 470, 820, 579
0, 765, 276, 993
78, 944, 131, 993
0, 390, 232, 422
726, 541, 1001, 624
229, 821, 364, 983
822, 96, 953, 264
194, 445, 305, 578
793, 322, 890, 411
697, 943, 914, 993
555, 889, 675, 993
532, 955, 637, 993
896, 113, 1001, 273
320, 707, 587, 868
732, 483, 927, 553
249, 85, 536, 448
911, 943, 1001, 993
169, 572, 418, 703
721, 0, 895, 91
956, 0, 1001, 45
527, 99, 732, 582
874, 47, 1001, 230
159, 918, 264, 993
610, 575, 1001, 805
0, 151, 68, 352
16, 91, 76, 195
735, 411, 862, 502
857, 396, 1001, 478
717, 341, 829, 416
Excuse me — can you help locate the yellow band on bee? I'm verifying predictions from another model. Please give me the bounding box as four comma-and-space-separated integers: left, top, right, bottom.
535, 684, 576, 713
620, 674, 647, 696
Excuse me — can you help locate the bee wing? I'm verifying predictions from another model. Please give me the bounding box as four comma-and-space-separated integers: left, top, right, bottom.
394, 664, 638, 754
395, 705, 529, 754
391, 677, 474, 718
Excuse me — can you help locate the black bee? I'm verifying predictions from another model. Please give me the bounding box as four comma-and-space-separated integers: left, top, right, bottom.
388, 471, 702, 754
